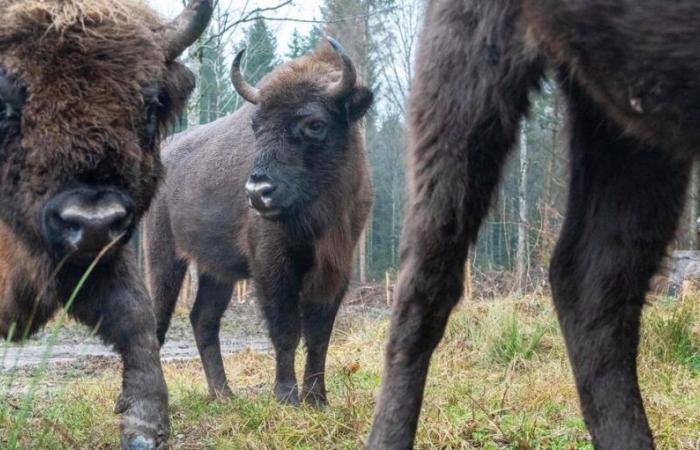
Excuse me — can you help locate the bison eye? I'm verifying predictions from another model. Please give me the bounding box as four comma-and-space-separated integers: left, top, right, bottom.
0, 72, 25, 122
141, 92, 166, 150
0, 100, 20, 121
145, 100, 161, 137
302, 120, 328, 141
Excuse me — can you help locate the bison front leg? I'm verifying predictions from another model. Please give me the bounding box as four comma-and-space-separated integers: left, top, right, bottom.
299, 283, 347, 407
253, 250, 305, 405
367, 1, 543, 448
550, 81, 691, 449
70, 255, 168, 450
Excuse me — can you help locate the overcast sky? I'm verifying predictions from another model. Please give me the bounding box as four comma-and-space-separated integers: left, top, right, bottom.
147, 0, 323, 56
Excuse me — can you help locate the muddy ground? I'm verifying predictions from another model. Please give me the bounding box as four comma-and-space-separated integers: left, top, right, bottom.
0, 283, 390, 390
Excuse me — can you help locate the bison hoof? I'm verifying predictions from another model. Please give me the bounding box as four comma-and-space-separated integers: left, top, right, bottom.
117, 395, 169, 450
302, 393, 328, 409
274, 382, 300, 405
121, 423, 168, 450
125, 435, 156, 450
210, 385, 234, 401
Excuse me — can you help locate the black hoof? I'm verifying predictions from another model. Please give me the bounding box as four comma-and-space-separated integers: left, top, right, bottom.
210, 385, 234, 401
124, 435, 156, 450
303, 395, 328, 409
274, 383, 300, 405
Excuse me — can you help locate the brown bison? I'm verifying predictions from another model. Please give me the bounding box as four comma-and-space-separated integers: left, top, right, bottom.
0, 0, 211, 448
368, 1, 700, 449
144, 39, 373, 405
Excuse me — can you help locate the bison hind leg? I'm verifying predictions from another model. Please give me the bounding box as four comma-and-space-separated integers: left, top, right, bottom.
189, 273, 235, 399
549, 79, 691, 449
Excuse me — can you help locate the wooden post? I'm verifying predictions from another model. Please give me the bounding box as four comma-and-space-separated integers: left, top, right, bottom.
188, 263, 198, 305
464, 258, 472, 301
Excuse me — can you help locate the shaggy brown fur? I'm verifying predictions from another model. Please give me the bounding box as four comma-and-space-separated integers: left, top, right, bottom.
0, 1, 211, 449
368, 1, 700, 449
144, 42, 373, 405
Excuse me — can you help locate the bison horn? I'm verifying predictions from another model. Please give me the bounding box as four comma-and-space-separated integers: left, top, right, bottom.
163, 0, 213, 61
326, 37, 357, 99
231, 49, 261, 105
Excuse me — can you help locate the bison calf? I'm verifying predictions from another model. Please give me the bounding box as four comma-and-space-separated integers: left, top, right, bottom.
145, 39, 373, 405
0, 1, 211, 448
368, 1, 700, 449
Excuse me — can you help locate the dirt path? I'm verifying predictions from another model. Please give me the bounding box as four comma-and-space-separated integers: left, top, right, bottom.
1, 337, 272, 371
0, 285, 390, 382
1, 302, 269, 376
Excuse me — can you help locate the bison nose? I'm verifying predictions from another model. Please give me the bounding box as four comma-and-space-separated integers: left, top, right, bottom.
245, 174, 278, 211
42, 191, 134, 259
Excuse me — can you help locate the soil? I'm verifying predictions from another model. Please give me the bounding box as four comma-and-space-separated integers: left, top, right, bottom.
0, 283, 390, 387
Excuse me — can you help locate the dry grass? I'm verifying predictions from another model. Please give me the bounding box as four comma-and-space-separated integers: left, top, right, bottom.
1, 293, 699, 449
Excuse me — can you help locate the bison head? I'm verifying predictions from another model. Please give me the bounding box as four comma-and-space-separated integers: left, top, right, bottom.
231, 38, 373, 222
0, 0, 212, 266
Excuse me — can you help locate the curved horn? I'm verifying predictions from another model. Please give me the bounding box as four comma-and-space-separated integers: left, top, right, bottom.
326, 37, 357, 99
230, 49, 261, 105
163, 0, 213, 61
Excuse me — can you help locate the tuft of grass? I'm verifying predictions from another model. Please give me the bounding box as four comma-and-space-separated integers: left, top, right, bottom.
642, 296, 700, 372
2, 294, 700, 449
486, 310, 550, 366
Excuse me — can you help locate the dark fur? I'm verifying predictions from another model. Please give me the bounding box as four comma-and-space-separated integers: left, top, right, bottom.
144, 43, 373, 404
368, 1, 700, 449
0, 1, 206, 448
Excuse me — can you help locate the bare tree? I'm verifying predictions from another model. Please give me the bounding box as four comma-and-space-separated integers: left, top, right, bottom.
516, 123, 529, 292
374, 0, 424, 117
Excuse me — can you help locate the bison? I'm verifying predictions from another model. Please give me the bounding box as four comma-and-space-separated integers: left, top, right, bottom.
0, 0, 211, 448
368, 1, 700, 449
144, 39, 373, 405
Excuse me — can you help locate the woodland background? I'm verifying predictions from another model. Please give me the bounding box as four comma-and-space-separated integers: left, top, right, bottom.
149, 0, 700, 293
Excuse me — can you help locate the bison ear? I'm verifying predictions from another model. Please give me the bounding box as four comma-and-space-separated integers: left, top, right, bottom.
345, 87, 373, 122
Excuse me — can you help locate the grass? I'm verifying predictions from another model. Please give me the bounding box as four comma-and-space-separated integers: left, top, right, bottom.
1, 293, 700, 449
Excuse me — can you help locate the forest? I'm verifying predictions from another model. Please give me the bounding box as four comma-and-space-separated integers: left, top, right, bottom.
2, 1, 700, 449
160, 0, 700, 294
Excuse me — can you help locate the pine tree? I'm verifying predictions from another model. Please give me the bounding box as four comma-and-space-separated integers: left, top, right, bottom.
303, 25, 324, 52
197, 34, 219, 124
287, 28, 305, 59
240, 18, 278, 88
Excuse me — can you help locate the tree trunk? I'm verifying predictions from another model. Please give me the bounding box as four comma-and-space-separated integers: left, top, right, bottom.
689, 161, 699, 250
359, 229, 367, 284
516, 123, 529, 292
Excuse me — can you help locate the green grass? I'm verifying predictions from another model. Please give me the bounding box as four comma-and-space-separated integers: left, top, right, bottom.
2, 293, 700, 449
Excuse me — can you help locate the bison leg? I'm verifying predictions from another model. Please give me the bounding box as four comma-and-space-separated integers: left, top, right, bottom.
299, 284, 346, 407
0, 276, 58, 342
143, 206, 187, 347
70, 253, 168, 450
367, 1, 543, 448
550, 81, 691, 449
189, 273, 234, 399
254, 253, 305, 405
260, 297, 301, 404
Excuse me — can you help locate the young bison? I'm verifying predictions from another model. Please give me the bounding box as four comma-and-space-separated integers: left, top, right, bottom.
368, 1, 700, 449
0, 1, 211, 448
144, 39, 373, 405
